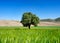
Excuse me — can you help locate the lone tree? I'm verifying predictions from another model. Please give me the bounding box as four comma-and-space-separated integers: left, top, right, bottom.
21, 12, 40, 29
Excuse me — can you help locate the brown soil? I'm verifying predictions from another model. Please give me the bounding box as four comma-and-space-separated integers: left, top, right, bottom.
0, 20, 60, 26
38, 21, 60, 26
0, 20, 22, 26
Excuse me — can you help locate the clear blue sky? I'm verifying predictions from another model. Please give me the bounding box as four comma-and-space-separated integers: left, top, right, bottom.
0, 0, 60, 20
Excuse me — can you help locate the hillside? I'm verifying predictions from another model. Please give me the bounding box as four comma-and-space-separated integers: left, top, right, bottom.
0, 20, 60, 26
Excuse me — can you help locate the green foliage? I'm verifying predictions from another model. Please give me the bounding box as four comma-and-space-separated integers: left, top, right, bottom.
0, 26, 60, 43
21, 12, 32, 25
31, 14, 39, 26
21, 12, 40, 29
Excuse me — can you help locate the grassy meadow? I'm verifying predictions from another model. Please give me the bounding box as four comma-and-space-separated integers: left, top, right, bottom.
0, 26, 60, 43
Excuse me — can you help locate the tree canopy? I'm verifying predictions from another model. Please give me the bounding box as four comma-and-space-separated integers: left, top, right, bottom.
21, 12, 40, 29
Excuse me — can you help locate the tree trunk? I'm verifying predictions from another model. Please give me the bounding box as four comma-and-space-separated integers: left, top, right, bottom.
28, 24, 30, 29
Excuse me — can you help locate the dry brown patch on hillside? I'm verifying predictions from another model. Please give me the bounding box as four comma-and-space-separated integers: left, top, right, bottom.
0, 20, 60, 26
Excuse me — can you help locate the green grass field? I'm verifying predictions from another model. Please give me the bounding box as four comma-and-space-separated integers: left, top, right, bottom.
0, 26, 60, 43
